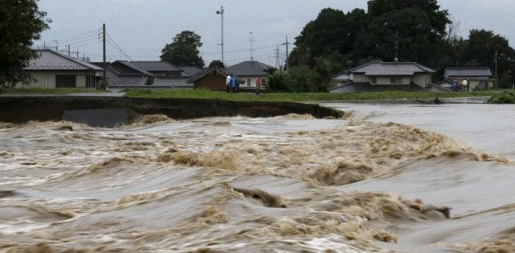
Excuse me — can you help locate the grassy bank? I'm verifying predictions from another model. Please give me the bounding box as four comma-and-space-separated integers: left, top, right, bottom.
123, 89, 500, 102
1, 87, 503, 102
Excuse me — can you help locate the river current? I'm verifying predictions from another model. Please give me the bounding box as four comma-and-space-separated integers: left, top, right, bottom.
1, 103, 514, 253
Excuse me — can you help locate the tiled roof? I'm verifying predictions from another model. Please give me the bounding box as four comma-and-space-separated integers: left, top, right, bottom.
132, 61, 182, 72
25, 49, 102, 71
445, 67, 492, 77
180, 66, 203, 77
347, 61, 435, 76
227, 60, 276, 76
187, 67, 230, 83
108, 61, 153, 76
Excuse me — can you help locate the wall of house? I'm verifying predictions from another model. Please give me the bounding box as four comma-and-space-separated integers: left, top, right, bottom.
447, 76, 493, 91
412, 74, 431, 88
370, 76, 411, 85
194, 74, 226, 90
107, 72, 148, 86
238, 76, 268, 89
152, 77, 191, 87
351, 74, 368, 83
26, 71, 93, 88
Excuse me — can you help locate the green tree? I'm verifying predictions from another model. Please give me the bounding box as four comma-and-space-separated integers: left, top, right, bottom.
462, 29, 515, 88
160, 31, 204, 68
267, 71, 292, 92
289, 8, 366, 68
355, 0, 450, 65
0, 0, 50, 88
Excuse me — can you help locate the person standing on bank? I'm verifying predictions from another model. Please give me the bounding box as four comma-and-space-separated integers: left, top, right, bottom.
230, 75, 237, 93
255, 76, 262, 95
226, 74, 232, 93
462, 78, 469, 92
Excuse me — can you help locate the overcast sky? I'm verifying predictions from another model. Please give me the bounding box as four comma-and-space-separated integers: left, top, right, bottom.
35, 0, 515, 67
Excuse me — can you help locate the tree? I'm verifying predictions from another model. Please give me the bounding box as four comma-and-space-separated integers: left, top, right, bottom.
462, 30, 515, 88
208, 60, 224, 69
289, 8, 366, 68
355, 0, 450, 66
160, 31, 204, 68
0, 0, 50, 88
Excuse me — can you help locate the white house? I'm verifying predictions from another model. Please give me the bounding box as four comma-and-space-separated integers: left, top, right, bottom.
21, 49, 102, 88
330, 61, 435, 93
227, 60, 276, 90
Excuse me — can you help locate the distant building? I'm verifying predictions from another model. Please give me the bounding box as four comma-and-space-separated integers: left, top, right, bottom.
330, 61, 435, 93
19, 49, 102, 88
132, 61, 194, 88
227, 60, 276, 90
179, 66, 203, 78
188, 67, 231, 90
93, 60, 154, 88
444, 67, 493, 91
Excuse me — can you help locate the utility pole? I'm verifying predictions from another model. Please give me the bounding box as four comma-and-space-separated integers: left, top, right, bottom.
274, 45, 281, 69
216, 6, 225, 64
495, 50, 498, 89
102, 23, 106, 90
249, 31, 254, 60
282, 36, 291, 71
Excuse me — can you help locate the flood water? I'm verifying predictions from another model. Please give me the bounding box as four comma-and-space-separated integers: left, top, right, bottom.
1, 103, 515, 253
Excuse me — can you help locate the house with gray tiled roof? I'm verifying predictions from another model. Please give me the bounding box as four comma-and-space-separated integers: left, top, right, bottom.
131, 61, 191, 88
330, 61, 435, 93
93, 60, 154, 88
444, 67, 493, 91
227, 60, 276, 90
21, 49, 102, 88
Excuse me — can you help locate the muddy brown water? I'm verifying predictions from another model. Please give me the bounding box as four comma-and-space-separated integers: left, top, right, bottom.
1, 103, 515, 253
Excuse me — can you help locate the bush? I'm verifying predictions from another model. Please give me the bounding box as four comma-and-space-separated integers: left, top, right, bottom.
487, 91, 515, 103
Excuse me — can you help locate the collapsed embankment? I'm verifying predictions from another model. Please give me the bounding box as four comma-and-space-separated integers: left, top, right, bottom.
0, 96, 343, 127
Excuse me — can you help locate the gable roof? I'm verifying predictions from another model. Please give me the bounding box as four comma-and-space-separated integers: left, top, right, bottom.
180, 66, 203, 77
92, 61, 153, 77
187, 67, 230, 83
227, 60, 276, 76
131, 61, 182, 72
445, 67, 492, 77
346, 61, 435, 76
26, 49, 102, 71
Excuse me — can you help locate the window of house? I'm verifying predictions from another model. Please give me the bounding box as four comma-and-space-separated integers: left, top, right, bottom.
390, 77, 402, 84
56, 75, 77, 88
370, 77, 377, 84
247, 78, 251, 87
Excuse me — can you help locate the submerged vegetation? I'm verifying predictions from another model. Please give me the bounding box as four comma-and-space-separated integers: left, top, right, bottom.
487, 91, 515, 103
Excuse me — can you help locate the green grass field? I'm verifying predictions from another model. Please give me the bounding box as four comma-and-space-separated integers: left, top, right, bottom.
1, 87, 504, 102
123, 88, 499, 102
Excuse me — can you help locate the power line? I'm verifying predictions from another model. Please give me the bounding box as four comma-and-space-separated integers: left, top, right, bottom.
45, 29, 101, 45
201, 44, 276, 56
106, 33, 133, 61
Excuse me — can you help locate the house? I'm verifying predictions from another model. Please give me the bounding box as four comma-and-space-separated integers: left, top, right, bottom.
131, 61, 193, 88
444, 67, 493, 91
330, 61, 435, 93
227, 60, 276, 90
180, 66, 203, 78
20, 49, 102, 88
93, 60, 154, 89
188, 67, 231, 90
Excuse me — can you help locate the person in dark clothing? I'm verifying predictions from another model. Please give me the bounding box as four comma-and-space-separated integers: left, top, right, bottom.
230, 75, 237, 93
